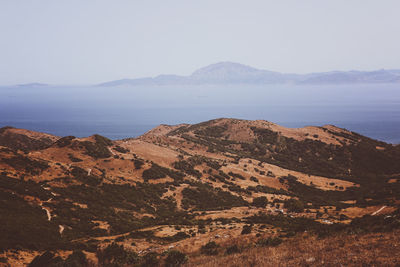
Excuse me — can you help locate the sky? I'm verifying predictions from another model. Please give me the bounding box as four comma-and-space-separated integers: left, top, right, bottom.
0, 0, 400, 85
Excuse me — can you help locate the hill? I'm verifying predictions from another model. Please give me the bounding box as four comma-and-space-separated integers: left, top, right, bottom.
0, 119, 399, 266
0, 126, 58, 152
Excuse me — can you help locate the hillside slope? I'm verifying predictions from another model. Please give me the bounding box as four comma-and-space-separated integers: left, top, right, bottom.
0, 119, 399, 266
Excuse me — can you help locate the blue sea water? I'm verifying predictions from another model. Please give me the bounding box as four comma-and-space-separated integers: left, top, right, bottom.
0, 84, 399, 143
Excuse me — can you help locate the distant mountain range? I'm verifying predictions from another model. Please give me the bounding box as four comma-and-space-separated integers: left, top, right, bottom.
98, 62, 400, 86
17, 83, 49, 87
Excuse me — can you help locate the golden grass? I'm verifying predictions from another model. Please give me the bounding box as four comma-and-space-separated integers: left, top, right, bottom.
185, 230, 400, 267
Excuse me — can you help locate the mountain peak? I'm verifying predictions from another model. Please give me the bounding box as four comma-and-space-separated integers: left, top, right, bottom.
191, 62, 260, 76
189, 62, 282, 83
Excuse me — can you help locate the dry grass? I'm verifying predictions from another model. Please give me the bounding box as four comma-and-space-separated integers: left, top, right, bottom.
185, 230, 400, 267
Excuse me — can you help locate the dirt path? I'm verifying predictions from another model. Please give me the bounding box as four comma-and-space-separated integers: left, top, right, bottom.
41, 206, 52, 221
40, 185, 67, 236
59, 225, 65, 234
372, 206, 386, 216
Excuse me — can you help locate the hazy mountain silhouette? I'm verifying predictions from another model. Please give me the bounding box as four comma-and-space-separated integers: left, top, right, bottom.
98, 62, 400, 86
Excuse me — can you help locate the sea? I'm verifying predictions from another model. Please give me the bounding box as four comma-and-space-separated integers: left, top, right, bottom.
1, 83, 399, 143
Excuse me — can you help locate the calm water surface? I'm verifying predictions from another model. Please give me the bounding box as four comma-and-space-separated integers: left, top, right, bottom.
1, 84, 399, 143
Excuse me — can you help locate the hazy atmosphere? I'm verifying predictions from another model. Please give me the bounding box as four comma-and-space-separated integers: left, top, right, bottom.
1, 1, 400, 266
1, 0, 400, 85
1, 1, 400, 143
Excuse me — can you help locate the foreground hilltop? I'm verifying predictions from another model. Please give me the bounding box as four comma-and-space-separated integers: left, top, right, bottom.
0, 118, 399, 266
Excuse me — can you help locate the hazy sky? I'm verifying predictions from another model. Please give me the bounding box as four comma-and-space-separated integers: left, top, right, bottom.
1, 0, 400, 85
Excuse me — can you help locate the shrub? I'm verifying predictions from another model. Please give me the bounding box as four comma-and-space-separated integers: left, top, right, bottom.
68, 153, 83, 162
97, 242, 139, 266
70, 166, 102, 186
142, 164, 184, 181
228, 171, 245, 180
284, 199, 304, 213
225, 244, 240, 255
250, 176, 259, 183
173, 160, 202, 178
141, 252, 159, 267
63, 250, 88, 267
165, 250, 188, 267
28, 251, 62, 267
161, 231, 190, 242
252, 196, 268, 208
134, 159, 145, 169
29, 250, 88, 266
241, 225, 252, 235
114, 145, 129, 153
2, 155, 49, 175
77, 135, 113, 159
55, 136, 75, 147
181, 182, 247, 210
201, 241, 220, 255
115, 236, 125, 242
257, 237, 282, 247
194, 125, 227, 138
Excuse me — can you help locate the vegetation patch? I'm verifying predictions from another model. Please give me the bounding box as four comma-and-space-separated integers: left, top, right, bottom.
1, 155, 49, 175
0, 189, 62, 251
256, 236, 283, 247
81, 136, 112, 159
252, 196, 268, 208
201, 241, 220, 255
55, 136, 75, 148
133, 159, 145, 169
142, 163, 184, 181
68, 153, 83, 162
194, 125, 228, 138
181, 182, 248, 210
114, 145, 129, 153
173, 160, 202, 178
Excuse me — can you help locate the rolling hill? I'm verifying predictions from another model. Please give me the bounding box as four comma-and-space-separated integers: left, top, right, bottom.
0, 118, 399, 266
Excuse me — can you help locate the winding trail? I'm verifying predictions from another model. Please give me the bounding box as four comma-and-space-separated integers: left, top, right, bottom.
40, 185, 69, 235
